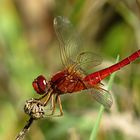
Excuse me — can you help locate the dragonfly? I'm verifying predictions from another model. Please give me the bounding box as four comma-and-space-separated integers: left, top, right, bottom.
32, 16, 140, 116
15, 16, 140, 140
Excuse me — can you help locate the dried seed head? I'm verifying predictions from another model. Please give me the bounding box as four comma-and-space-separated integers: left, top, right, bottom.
24, 98, 45, 119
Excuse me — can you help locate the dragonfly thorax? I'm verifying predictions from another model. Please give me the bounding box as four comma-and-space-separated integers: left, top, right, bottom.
50, 68, 87, 94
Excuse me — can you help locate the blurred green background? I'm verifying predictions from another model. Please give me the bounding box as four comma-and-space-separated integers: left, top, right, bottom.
0, 0, 140, 140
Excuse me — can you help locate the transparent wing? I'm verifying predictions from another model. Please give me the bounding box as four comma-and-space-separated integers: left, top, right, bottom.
54, 16, 80, 66
75, 51, 102, 69
87, 88, 113, 109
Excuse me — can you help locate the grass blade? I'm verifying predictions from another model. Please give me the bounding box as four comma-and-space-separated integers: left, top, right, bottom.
89, 55, 120, 140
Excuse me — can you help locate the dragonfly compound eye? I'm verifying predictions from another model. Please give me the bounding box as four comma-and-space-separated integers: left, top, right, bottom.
32, 75, 47, 94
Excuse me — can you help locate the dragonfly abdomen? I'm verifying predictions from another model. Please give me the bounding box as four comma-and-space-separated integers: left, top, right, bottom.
84, 49, 140, 85
105, 49, 140, 75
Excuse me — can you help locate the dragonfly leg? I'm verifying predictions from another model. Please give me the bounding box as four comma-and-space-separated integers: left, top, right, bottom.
45, 94, 63, 117
45, 94, 56, 116
43, 92, 52, 106
50, 94, 54, 110
56, 95, 63, 116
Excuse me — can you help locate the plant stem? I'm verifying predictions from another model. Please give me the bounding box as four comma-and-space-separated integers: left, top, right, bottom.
15, 117, 34, 140
89, 55, 120, 140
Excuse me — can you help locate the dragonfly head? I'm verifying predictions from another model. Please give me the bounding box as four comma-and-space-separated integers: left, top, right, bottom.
32, 75, 48, 94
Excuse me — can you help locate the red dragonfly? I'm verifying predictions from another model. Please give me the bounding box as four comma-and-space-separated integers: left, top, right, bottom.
32, 16, 140, 116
